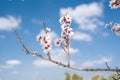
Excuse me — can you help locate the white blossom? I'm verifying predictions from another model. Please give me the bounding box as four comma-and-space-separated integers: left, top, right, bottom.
37, 14, 73, 53
112, 24, 120, 35
36, 28, 52, 53
109, 0, 120, 9
55, 39, 61, 46
55, 13, 74, 48
105, 22, 120, 36
61, 25, 68, 30
59, 14, 72, 26
45, 27, 51, 33
36, 35, 42, 41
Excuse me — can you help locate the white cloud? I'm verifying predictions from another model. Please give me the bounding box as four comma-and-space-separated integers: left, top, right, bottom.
81, 57, 112, 68
6, 60, 21, 65
0, 15, 21, 31
60, 2, 104, 32
0, 60, 21, 69
33, 48, 79, 67
72, 31, 92, 42
33, 59, 56, 67
70, 48, 79, 54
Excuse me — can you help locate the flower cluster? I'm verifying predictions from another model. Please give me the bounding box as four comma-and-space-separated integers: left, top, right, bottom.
36, 28, 52, 53
109, 0, 120, 9
36, 14, 73, 53
105, 22, 120, 36
59, 14, 72, 26
55, 14, 74, 47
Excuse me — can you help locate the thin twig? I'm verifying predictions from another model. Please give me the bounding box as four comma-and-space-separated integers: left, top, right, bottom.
14, 30, 30, 54
105, 62, 110, 69
47, 52, 51, 60
61, 43, 68, 54
14, 30, 120, 72
67, 41, 70, 67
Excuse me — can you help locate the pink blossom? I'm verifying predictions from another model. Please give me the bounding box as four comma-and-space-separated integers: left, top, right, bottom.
55, 39, 61, 46
67, 28, 73, 35
36, 35, 42, 41
61, 25, 68, 30
43, 46, 50, 53
62, 35, 67, 40
42, 42, 52, 53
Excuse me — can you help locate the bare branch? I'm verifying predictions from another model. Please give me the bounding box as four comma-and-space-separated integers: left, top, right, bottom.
14, 30, 120, 72
47, 52, 51, 60
14, 30, 30, 54
105, 62, 110, 69
67, 41, 70, 67
40, 21, 46, 30
60, 43, 68, 54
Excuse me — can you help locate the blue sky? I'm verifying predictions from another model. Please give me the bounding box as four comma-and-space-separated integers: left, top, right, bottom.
0, 0, 120, 80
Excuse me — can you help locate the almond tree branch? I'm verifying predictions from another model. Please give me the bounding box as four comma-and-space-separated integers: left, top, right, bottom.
60, 43, 68, 54
14, 30, 120, 72
67, 41, 70, 67
14, 30, 30, 54
105, 62, 110, 69
47, 51, 51, 60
